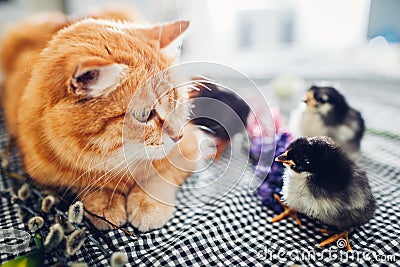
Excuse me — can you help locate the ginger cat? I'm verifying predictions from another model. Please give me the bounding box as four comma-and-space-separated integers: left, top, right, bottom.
0, 11, 202, 231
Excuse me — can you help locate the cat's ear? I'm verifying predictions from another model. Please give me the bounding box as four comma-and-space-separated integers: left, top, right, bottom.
69, 57, 128, 97
145, 20, 190, 48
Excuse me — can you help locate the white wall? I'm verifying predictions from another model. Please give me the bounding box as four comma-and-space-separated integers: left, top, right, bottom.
1, 0, 400, 79
293, 0, 371, 48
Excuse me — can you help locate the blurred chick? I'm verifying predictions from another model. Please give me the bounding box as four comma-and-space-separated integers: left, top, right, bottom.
189, 79, 250, 159
289, 84, 365, 158
271, 136, 375, 250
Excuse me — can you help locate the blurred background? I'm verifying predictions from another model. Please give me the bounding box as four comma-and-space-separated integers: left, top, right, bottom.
0, 0, 399, 133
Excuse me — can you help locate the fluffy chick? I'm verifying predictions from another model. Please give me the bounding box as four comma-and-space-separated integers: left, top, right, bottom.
289, 84, 365, 158
189, 79, 250, 159
271, 136, 375, 250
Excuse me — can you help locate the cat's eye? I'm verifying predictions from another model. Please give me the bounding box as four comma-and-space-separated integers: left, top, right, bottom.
132, 107, 152, 123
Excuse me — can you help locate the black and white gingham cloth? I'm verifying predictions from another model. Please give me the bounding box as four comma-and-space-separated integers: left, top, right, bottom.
1, 80, 400, 266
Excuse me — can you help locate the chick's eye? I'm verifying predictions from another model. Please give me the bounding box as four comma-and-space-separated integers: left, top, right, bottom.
132, 107, 152, 123
316, 94, 329, 104
315, 96, 325, 103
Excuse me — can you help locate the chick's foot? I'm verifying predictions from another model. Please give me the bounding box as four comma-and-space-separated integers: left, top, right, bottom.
270, 193, 302, 226
319, 230, 351, 251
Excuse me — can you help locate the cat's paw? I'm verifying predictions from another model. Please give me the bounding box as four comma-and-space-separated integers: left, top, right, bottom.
127, 192, 175, 232
86, 204, 127, 230
83, 191, 127, 230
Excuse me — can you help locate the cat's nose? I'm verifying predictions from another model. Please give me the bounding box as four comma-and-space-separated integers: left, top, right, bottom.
170, 134, 183, 143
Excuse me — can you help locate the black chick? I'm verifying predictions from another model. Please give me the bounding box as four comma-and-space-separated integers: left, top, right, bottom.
271, 136, 375, 250
290, 84, 365, 158
189, 79, 250, 159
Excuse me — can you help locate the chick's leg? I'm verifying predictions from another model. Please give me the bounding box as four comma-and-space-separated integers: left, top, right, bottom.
319, 230, 351, 251
270, 194, 302, 226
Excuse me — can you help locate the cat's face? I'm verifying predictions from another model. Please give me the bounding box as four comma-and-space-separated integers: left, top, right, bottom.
27, 19, 190, 169
123, 74, 189, 161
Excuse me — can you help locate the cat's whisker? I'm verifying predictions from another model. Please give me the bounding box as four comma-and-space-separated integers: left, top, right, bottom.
174, 79, 230, 94
196, 75, 214, 83
109, 167, 132, 208
78, 148, 147, 195
184, 85, 201, 92
173, 80, 209, 89
62, 149, 140, 202
144, 157, 154, 194
76, 159, 127, 202
76, 149, 148, 199
23, 55, 32, 75
84, 161, 131, 206
72, 145, 138, 183
174, 82, 202, 89
169, 96, 181, 103
85, 152, 98, 174
75, 140, 93, 165
111, 157, 149, 207
60, 153, 124, 200
170, 98, 184, 106
85, 148, 149, 204
189, 81, 215, 92
195, 125, 216, 135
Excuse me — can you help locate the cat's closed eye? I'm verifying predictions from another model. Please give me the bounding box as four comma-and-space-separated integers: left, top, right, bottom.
132, 107, 153, 123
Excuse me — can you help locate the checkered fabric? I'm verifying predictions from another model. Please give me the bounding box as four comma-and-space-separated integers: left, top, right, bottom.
1, 79, 399, 266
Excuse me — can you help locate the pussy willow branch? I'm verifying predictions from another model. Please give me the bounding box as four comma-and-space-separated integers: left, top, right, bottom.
30, 184, 136, 237
1, 165, 135, 235
0, 154, 136, 257
84, 209, 136, 237
0, 190, 35, 215
30, 187, 114, 259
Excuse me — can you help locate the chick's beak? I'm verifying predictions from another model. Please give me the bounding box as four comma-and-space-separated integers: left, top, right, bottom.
275, 151, 295, 166
304, 91, 316, 107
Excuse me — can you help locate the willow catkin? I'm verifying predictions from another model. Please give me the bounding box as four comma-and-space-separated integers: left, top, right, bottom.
55, 214, 75, 234
27, 216, 44, 232
110, 252, 128, 267
66, 229, 86, 256
41, 195, 56, 213
17, 183, 31, 201
68, 201, 84, 224
44, 223, 64, 252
